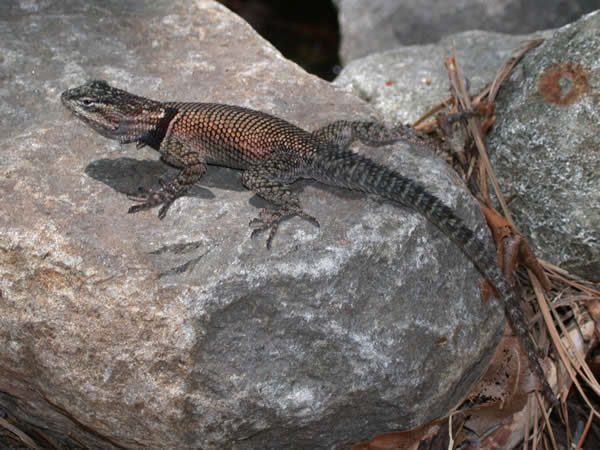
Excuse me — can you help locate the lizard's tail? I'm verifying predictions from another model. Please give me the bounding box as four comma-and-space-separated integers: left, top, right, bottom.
309, 148, 558, 405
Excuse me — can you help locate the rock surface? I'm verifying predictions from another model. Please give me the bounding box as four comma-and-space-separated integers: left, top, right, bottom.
0, 0, 504, 448
334, 0, 598, 64
486, 11, 600, 279
334, 31, 534, 125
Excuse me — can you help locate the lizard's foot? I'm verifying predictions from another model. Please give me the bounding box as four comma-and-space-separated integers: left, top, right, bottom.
249, 207, 319, 248
127, 180, 181, 219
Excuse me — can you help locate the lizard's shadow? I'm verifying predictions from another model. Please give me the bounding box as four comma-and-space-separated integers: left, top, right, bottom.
85, 157, 334, 210
85, 157, 246, 199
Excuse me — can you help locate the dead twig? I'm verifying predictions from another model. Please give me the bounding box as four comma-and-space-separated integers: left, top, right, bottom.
0, 416, 40, 450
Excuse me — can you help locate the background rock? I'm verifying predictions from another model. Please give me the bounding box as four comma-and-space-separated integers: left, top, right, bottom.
486, 11, 600, 279
334, 31, 534, 125
334, 11, 599, 280
0, 0, 504, 448
334, 0, 598, 64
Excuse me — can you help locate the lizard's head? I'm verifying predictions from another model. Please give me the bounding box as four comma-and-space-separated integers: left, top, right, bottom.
61, 80, 162, 143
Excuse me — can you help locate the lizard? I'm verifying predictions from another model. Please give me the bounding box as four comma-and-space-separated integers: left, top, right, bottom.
61, 80, 558, 405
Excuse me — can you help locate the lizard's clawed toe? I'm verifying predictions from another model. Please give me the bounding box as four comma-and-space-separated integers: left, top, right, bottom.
249, 207, 319, 248
127, 185, 179, 218
249, 209, 282, 248
297, 211, 320, 228
127, 203, 146, 214
127, 186, 152, 202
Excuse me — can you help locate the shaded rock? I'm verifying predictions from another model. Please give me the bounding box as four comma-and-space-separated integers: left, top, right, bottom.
334, 0, 598, 64
0, 0, 504, 448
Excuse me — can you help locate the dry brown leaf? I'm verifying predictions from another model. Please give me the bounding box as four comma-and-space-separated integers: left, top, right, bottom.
350, 423, 441, 450
350, 415, 468, 450
465, 335, 541, 413
451, 335, 557, 448
479, 279, 497, 307
418, 415, 466, 450
588, 299, 600, 323
480, 203, 552, 290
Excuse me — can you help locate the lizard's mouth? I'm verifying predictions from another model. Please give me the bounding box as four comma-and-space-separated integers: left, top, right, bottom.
89, 120, 121, 139
70, 112, 122, 141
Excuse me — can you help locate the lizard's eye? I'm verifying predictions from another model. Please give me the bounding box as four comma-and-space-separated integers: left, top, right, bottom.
80, 98, 96, 108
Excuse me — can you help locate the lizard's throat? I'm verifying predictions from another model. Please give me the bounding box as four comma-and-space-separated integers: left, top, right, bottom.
85, 116, 152, 144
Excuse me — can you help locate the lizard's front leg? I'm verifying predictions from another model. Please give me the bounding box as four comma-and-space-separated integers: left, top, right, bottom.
128, 139, 207, 219
242, 154, 319, 248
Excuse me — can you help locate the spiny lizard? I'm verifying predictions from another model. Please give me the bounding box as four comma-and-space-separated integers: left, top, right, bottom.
61, 80, 557, 405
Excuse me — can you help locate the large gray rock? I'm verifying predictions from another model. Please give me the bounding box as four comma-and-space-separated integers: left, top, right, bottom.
0, 0, 503, 448
334, 0, 598, 64
486, 11, 600, 279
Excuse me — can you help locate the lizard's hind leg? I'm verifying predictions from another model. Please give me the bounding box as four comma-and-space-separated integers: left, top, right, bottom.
311, 120, 429, 150
242, 154, 318, 248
